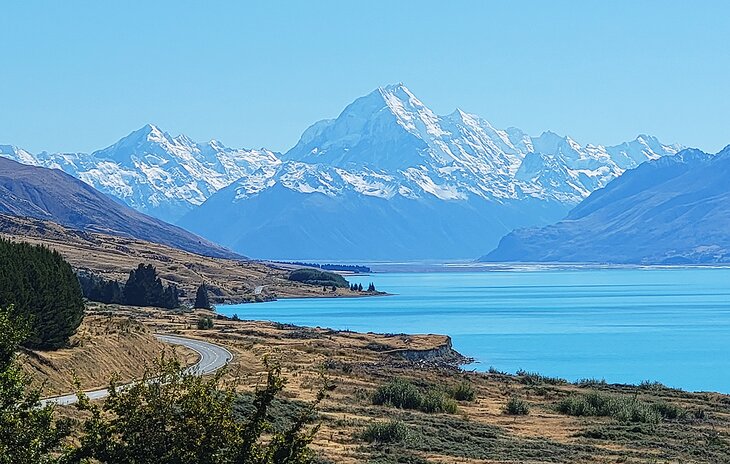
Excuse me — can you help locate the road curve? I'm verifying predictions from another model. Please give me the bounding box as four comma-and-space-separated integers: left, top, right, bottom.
40, 334, 233, 407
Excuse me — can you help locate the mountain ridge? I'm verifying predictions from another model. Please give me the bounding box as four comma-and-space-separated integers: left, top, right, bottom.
0, 157, 239, 259
481, 146, 730, 264
180, 84, 681, 259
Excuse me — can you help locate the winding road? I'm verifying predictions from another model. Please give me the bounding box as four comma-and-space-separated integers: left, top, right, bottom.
40, 334, 233, 407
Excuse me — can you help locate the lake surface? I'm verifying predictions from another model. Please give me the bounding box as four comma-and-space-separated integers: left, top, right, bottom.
217, 268, 730, 392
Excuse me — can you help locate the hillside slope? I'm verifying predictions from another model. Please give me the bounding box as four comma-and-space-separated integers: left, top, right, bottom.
482, 147, 730, 264
0, 157, 237, 259
0, 214, 357, 303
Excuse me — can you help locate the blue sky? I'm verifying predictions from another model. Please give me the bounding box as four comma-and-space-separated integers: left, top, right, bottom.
2, 1, 729, 153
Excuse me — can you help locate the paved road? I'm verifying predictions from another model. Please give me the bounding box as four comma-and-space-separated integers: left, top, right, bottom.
40, 334, 233, 406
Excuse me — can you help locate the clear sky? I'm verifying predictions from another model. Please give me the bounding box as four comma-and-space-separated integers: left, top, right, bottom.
2, 0, 729, 154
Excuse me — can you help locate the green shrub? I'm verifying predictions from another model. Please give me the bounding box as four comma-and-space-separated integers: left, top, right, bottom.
372, 379, 458, 414
504, 397, 530, 415
650, 401, 686, 421
449, 381, 476, 402
420, 390, 458, 414
372, 378, 423, 410
574, 378, 607, 388
516, 369, 567, 385
197, 316, 214, 330
360, 420, 410, 444
556, 392, 660, 424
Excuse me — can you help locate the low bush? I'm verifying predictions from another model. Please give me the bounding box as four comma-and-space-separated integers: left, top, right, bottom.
449, 381, 476, 402
360, 420, 410, 444
516, 369, 567, 385
574, 378, 608, 388
372, 378, 458, 414
651, 401, 686, 421
504, 397, 530, 415
420, 390, 458, 414
555, 392, 661, 424
372, 378, 423, 410
196, 316, 214, 330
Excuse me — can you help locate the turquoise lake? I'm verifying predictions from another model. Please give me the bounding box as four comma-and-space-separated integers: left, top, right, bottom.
217, 268, 730, 392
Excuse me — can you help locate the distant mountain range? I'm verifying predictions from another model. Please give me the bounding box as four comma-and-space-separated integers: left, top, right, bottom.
179, 84, 681, 259
0, 157, 237, 259
0, 84, 682, 259
0, 126, 279, 222
482, 147, 730, 264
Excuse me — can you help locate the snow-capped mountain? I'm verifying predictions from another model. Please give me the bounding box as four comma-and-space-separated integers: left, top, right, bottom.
179, 84, 682, 260
0, 125, 280, 222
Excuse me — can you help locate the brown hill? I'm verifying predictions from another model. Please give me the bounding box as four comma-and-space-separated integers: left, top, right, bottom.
0, 214, 358, 304
0, 156, 237, 259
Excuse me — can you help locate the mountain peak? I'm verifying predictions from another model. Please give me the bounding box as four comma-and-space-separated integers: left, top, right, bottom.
124, 124, 169, 144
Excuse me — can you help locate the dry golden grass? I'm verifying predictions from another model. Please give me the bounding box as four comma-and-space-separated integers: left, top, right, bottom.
22, 312, 197, 395
32, 304, 730, 463
0, 214, 362, 304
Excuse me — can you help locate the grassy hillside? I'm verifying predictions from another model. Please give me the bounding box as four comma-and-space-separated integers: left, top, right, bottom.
0, 214, 360, 304
40, 305, 730, 463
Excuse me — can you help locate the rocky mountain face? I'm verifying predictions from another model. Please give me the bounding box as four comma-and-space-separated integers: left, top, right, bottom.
0, 84, 682, 259
482, 147, 730, 264
179, 84, 681, 259
0, 157, 238, 259
0, 125, 279, 222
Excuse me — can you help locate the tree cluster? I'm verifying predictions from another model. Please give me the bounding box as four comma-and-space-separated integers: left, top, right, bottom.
122, 264, 180, 309
77, 271, 123, 304
288, 269, 349, 288
78, 264, 182, 309
0, 239, 84, 349
349, 282, 377, 292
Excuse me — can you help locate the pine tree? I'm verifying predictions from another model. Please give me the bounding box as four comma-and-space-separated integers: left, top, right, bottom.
194, 284, 211, 309
123, 264, 179, 309
367, 282, 376, 292
0, 239, 84, 349
357, 283, 363, 292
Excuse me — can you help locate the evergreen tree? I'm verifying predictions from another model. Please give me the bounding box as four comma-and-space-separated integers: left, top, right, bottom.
194, 284, 211, 309
367, 282, 376, 292
0, 239, 84, 349
123, 264, 179, 309
77, 271, 123, 304
357, 283, 363, 292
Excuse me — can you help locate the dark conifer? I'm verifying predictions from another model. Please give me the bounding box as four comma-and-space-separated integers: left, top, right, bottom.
0, 239, 84, 349
194, 284, 211, 309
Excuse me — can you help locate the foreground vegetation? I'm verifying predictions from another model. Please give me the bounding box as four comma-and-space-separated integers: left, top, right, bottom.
1, 307, 322, 463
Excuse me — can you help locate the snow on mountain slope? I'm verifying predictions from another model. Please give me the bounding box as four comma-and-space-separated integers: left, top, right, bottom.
0, 125, 280, 222
180, 84, 682, 259
272, 84, 681, 205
